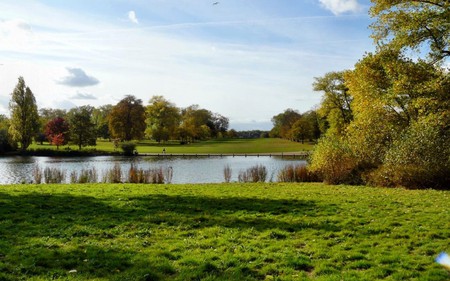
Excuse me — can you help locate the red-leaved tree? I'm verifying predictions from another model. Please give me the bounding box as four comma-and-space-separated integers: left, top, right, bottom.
45, 117, 70, 149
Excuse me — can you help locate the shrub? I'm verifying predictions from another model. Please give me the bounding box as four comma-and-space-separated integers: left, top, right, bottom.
43, 167, 66, 184
238, 165, 267, 183
126, 164, 169, 184
223, 165, 232, 183
103, 163, 122, 183
33, 165, 42, 184
70, 168, 98, 183
121, 142, 137, 156
277, 164, 320, 182
309, 136, 359, 184
368, 115, 450, 189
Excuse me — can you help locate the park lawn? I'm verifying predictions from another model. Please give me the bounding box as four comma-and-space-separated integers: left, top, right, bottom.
29, 138, 314, 154
0, 183, 449, 281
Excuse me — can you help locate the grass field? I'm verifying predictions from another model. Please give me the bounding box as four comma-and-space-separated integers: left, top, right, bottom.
28, 138, 314, 154
0, 183, 449, 280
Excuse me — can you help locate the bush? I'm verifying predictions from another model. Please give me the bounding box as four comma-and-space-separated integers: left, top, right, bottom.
368, 115, 450, 189
33, 165, 43, 184
223, 165, 232, 183
121, 142, 137, 156
309, 136, 359, 184
238, 165, 267, 183
43, 167, 66, 184
70, 168, 98, 183
126, 164, 169, 184
103, 163, 122, 183
277, 164, 320, 182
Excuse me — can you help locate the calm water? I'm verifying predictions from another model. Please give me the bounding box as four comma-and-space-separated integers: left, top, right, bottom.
0, 156, 306, 184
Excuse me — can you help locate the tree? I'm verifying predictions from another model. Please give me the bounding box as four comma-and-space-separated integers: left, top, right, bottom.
68, 106, 97, 150
8, 77, 40, 151
313, 71, 353, 136
370, 0, 450, 62
310, 50, 450, 188
109, 95, 146, 141
270, 109, 301, 139
302, 110, 322, 140
0, 115, 16, 153
92, 105, 112, 140
45, 117, 70, 149
210, 113, 229, 138
145, 96, 180, 142
179, 105, 213, 142
290, 117, 313, 144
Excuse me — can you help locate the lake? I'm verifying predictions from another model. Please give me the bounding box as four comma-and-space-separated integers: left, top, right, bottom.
0, 156, 307, 184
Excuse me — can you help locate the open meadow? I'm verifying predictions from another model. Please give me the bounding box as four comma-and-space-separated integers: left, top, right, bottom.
0, 183, 449, 280
28, 138, 314, 155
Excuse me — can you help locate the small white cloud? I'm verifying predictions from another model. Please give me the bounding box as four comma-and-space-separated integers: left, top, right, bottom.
319, 0, 362, 15
128, 11, 139, 24
57, 68, 100, 87
71, 91, 97, 100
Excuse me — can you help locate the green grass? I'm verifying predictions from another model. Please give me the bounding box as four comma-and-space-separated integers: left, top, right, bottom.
0, 183, 449, 280
29, 138, 314, 154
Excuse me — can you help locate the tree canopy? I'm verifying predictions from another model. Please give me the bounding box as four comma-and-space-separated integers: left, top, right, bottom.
370, 0, 450, 62
8, 77, 40, 151
109, 95, 146, 141
145, 96, 180, 142
68, 106, 97, 150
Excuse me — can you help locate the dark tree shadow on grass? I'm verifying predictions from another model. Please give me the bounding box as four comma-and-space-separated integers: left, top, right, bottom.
0, 191, 341, 280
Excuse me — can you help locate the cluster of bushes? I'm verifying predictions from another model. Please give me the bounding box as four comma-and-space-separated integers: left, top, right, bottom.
223, 164, 320, 183
238, 165, 268, 183
32, 164, 173, 184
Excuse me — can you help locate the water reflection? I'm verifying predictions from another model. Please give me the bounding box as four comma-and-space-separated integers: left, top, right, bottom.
0, 156, 306, 184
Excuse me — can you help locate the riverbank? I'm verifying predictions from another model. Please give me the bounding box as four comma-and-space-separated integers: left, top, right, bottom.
0, 183, 448, 280
23, 138, 314, 156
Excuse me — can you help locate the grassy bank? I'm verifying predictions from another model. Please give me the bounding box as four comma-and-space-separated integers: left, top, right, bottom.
0, 183, 448, 280
27, 138, 314, 155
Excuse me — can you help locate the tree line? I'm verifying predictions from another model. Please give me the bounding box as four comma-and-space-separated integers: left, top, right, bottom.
271, 0, 450, 189
0, 84, 230, 152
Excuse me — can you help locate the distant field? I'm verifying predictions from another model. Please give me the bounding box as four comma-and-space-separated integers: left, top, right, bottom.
29, 138, 314, 154
0, 183, 448, 280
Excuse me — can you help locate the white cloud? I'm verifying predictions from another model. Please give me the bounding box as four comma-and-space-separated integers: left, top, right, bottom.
57, 68, 100, 87
70, 91, 97, 100
319, 0, 362, 15
128, 11, 139, 24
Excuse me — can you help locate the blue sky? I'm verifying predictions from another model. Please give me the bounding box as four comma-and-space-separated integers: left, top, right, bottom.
0, 0, 374, 130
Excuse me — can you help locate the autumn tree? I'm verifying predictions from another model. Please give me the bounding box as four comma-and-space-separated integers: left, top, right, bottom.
290, 117, 313, 144
313, 71, 352, 136
8, 77, 40, 151
45, 117, 70, 149
109, 95, 146, 141
310, 50, 450, 188
68, 106, 97, 150
370, 0, 450, 62
179, 105, 213, 143
145, 96, 180, 142
269, 109, 301, 139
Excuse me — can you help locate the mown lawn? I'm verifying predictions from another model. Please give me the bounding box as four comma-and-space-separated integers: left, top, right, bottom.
0, 183, 448, 280
29, 138, 314, 154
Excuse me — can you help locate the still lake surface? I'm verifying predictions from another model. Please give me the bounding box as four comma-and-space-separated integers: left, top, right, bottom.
0, 156, 307, 184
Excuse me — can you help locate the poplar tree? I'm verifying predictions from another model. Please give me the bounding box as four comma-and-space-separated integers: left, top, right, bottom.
9, 77, 39, 151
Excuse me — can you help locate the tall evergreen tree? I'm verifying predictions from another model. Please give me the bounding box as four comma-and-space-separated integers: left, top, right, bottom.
8, 77, 39, 151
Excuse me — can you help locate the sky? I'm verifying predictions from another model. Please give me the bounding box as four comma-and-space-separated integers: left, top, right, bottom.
0, 0, 374, 130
